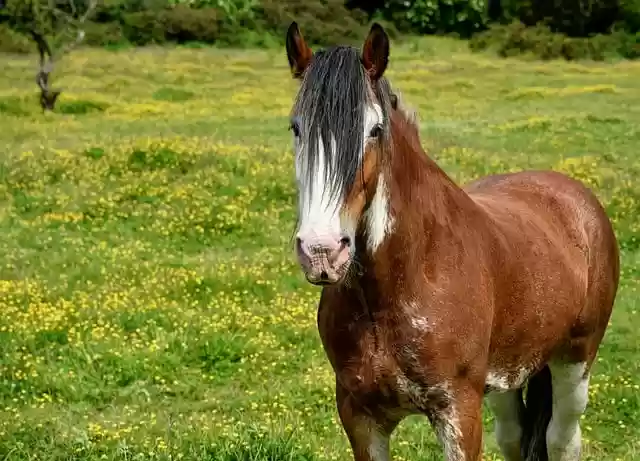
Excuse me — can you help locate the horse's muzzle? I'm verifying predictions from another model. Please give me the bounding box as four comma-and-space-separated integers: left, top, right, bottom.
295, 234, 351, 285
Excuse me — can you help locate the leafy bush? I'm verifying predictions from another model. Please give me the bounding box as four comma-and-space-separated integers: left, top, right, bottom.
380, 0, 488, 37
619, 0, 640, 32
612, 29, 640, 56
122, 5, 221, 45
0, 23, 32, 53
83, 21, 127, 46
256, 0, 373, 46
122, 10, 167, 45
499, 0, 620, 37
470, 20, 639, 60
162, 5, 221, 42
168, 0, 258, 25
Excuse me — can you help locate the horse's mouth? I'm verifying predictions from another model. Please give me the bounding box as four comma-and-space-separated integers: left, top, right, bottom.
304, 265, 350, 286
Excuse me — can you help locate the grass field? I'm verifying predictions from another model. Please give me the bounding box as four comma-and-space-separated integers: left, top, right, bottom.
0, 37, 639, 460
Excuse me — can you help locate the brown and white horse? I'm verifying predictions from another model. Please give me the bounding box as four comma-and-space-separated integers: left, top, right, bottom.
284, 21, 620, 461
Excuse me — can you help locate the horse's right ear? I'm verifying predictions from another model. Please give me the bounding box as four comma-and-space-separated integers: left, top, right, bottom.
286, 22, 313, 79
362, 23, 389, 81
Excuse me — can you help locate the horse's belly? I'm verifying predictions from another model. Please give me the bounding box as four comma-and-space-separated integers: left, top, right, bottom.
485, 364, 537, 392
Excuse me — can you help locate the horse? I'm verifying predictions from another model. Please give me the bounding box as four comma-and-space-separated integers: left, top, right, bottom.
284, 21, 620, 461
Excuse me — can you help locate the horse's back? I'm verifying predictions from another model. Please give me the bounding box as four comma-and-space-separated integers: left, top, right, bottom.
465, 169, 614, 241
465, 169, 619, 373
465, 170, 617, 257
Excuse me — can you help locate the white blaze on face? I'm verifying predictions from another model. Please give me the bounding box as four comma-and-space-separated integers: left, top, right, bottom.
294, 133, 344, 241
293, 102, 391, 248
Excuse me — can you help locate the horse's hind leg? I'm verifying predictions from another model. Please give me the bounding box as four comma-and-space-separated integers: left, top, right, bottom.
546, 360, 590, 461
487, 390, 524, 461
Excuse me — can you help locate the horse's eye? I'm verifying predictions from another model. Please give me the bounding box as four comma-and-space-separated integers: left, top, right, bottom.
289, 121, 300, 137
369, 124, 383, 138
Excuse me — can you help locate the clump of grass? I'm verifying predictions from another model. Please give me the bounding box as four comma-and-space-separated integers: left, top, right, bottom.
152, 87, 195, 102
57, 99, 109, 114
0, 96, 33, 116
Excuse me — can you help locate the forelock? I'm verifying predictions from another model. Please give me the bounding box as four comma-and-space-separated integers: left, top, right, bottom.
292, 47, 370, 203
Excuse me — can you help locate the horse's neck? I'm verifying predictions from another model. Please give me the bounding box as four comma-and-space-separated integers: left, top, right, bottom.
353, 113, 486, 299
387, 113, 480, 243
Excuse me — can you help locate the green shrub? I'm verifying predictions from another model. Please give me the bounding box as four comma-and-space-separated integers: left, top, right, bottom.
256, 0, 372, 46
380, 0, 488, 37
0, 23, 32, 53
469, 20, 638, 60
163, 5, 221, 42
500, 0, 620, 37
122, 10, 167, 45
83, 21, 127, 46
169, 0, 258, 25
619, 0, 640, 32
122, 5, 221, 45
612, 29, 640, 57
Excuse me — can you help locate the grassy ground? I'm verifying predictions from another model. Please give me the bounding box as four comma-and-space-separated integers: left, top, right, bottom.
0, 37, 638, 460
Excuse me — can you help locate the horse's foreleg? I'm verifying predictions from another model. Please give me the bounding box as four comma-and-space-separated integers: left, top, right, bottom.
336, 383, 399, 461
546, 361, 590, 461
431, 384, 484, 461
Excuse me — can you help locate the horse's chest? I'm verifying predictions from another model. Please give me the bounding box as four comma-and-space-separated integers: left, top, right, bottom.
328, 336, 441, 415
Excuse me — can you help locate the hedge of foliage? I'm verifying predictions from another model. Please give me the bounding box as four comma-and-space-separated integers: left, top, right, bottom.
0, 0, 638, 60
470, 21, 640, 60
0, 0, 383, 50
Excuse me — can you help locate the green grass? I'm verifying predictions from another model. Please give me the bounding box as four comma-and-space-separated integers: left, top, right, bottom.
0, 38, 638, 460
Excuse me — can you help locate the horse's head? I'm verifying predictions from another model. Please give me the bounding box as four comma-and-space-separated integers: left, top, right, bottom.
285, 22, 393, 286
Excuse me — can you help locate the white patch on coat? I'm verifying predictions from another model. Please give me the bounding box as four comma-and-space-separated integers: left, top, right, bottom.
364, 174, 394, 253
485, 372, 510, 391
547, 361, 589, 461
401, 301, 433, 332
485, 366, 533, 391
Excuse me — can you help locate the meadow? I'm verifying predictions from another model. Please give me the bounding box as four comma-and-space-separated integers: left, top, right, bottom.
0, 37, 638, 460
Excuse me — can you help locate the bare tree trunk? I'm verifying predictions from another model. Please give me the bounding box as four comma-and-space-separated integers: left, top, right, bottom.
18, 0, 98, 112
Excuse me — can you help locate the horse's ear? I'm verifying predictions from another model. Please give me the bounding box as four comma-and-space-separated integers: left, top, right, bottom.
286, 22, 312, 79
362, 23, 389, 81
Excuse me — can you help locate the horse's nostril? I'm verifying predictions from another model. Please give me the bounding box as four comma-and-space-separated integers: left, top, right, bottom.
320, 270, 329, 280
340, 236, 351, 247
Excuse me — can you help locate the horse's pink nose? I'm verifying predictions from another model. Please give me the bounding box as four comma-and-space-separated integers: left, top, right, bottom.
295, 233, 352, 284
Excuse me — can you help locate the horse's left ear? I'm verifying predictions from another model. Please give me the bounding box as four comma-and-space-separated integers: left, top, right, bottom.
286, 22, 313, 79
362, 23, 389, 81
